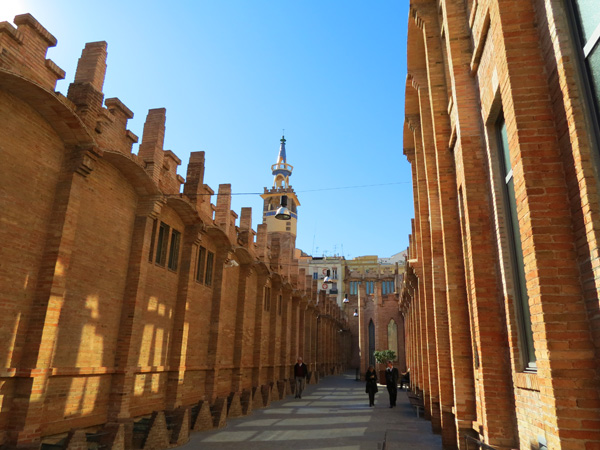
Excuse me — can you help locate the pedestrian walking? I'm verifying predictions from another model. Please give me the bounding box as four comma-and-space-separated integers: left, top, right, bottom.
385, 360, 399, 407
294, 357, 308, 398
365, 365, 378, 406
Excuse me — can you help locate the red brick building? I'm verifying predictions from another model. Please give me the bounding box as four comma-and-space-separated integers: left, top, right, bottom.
344, 257, 405, 378
0, 14, 348, 449
401, 0, 600, 449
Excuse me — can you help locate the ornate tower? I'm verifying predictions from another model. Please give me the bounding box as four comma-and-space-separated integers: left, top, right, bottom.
261, 135, 300, 236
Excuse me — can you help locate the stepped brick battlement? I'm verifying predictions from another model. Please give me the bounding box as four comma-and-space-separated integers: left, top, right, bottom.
0, 14, 349, 449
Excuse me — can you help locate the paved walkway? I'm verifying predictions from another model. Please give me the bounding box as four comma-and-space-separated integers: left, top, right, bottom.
181, 372, 443, 450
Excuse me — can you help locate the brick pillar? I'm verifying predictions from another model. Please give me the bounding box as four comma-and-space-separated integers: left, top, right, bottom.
166, 224, 204, 410
412, 114, 441, 430
251, 272, 268, 387
440, 0, 517, 447
415, 2, 478, 447
67, 41, 107, 127
408, 9, 457, 439
278, 288, 291, 381
297, 300, 307, 362
289, 297, 300, 368
231, 263, 252, 394
215, 184, 232, 235
183, 152, 206, 208
7, 146, 101, 446
138, 109, 166, 183
204, 245, 230, 401
107, 195, 165, 422
265, 278, 279, 383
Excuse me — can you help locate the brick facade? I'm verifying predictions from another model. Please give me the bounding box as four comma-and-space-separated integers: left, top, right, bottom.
401, 1, 600, 449
0, 14, 349, 449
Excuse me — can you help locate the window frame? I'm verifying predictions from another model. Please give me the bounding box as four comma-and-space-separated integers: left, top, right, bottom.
167, 229, 181, 271
496, 114, 536, 371
155, 222, 170, 266
565, 0, 600, 149
205, 251, 214, 287
196, 245, 207, 283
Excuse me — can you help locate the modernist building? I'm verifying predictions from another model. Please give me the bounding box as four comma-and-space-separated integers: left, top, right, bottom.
0, 14, 348, 449
401, 1, 600, 449
298, 255, 346, 307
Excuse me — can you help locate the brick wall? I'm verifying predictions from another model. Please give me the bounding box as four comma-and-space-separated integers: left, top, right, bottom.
402, 1, 600, 449
0, 14, 351, 449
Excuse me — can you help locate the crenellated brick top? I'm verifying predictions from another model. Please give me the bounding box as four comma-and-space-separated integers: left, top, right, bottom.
0, 12, 312, 289
0, 14, 65, 89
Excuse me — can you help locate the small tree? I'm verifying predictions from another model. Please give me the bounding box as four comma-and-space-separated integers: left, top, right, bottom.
373, 350, 396, 365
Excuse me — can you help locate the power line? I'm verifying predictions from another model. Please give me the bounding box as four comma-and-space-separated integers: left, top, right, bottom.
175, 181, 410, 196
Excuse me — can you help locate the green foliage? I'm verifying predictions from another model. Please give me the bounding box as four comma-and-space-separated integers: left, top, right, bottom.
373, 350, 396, 364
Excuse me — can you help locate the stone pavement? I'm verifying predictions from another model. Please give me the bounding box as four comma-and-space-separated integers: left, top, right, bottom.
181, 372, 443, 450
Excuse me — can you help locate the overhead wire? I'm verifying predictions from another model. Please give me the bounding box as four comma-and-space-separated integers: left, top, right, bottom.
180, 181, 410, 196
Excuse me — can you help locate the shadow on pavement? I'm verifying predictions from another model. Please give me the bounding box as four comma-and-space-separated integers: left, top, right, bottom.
181, 372, 443, 450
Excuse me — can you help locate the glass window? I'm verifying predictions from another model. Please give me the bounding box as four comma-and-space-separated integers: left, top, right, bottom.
148, 219, 157, 262
167, 229, 181, 271
366, 281, 374, 295
349, 281, 359, 295
155, 222, 170, 266
205, 251, 214, 287
196, 246, 206, 283
497, 115, 536, 369
573, 0, 600, 43
572, 0, 600, 123
382, 281, 395, 295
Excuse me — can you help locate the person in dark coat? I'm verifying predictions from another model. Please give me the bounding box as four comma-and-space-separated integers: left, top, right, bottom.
294, 357, 308, 398
365, 365, 378, 407
385, 360, 399, 407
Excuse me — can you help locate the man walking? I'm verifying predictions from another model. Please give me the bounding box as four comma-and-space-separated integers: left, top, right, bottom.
385, 360, 399, 407
294, 357, 308, 399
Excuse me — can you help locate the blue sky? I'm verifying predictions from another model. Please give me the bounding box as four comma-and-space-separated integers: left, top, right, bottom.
3, 1, 412, 259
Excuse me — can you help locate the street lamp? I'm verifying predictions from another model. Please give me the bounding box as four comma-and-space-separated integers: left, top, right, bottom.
343, 294, 349, 303
353, 308, 358, 317
275, 195, 291, 220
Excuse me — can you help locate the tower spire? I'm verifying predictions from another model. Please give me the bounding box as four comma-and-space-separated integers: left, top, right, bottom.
261, 135, 301, 237
272, 134, 292, 188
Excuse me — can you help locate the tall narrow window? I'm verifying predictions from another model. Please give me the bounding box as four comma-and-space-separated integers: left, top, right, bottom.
155, 222, 170, 266
497, 115, 536, 369
196, 246, 206, 283
148, 219, 158, 262
205, 251, 214, 287
571, 0, 600, 123
368, 320, 376, 367
388, 319, 398, 357
167, 229, 181, 271
382, 281, 395, 294
349, 281, 358, 295
366, 281, 374, 295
